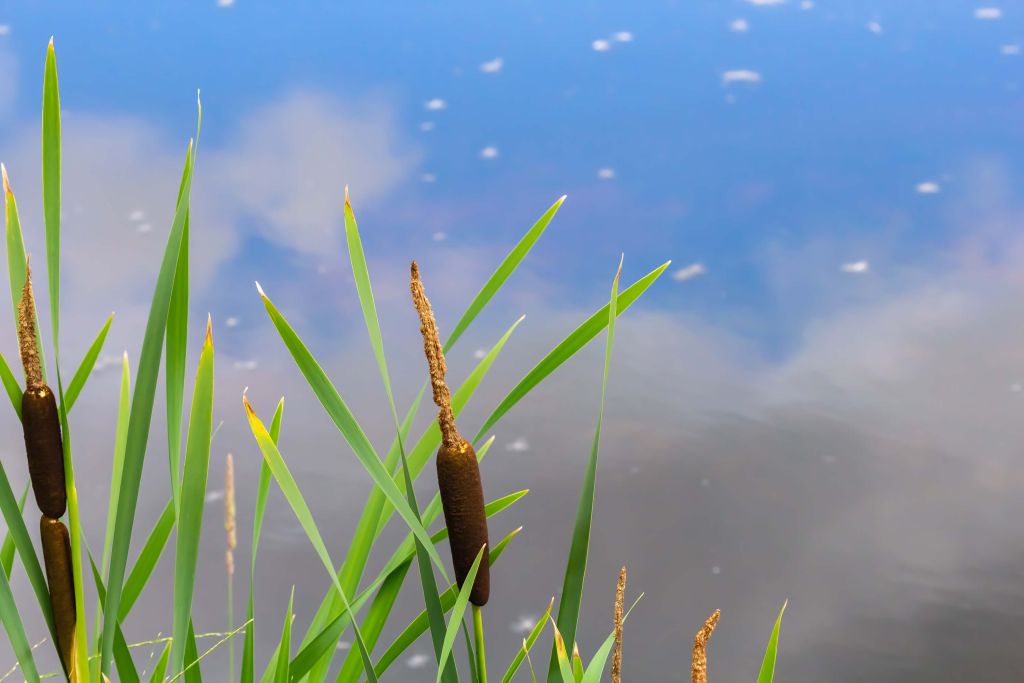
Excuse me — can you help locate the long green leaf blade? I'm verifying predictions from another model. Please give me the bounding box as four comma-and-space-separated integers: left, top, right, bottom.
119, 499, 175, 621
756, 601, 787, 683
0, 553, 40, 682
435, 548, 486, 683
166, 215, 189, 511
171, 321, 215, 675
0, 484, 27, 578
547, 259, 622, 682
272, 587, 295, 683
65, 313, 114, 412
42, 37, 61, 351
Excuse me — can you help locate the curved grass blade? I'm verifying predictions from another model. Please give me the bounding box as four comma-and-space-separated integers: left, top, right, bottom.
119, 498, 175, 621
445, 195, 565, 352
87, 551, 141, 683
42, 38, 61, 352
0, 484, 27, 578
474, 261, 668, 444
0, 554, 40, 682
436, 547, 486, 683
171, 321, 215, 676
102, 109, 199, 674
549, 618, 575, 683
547, 259, 622, 683
0, 351, 21, 418
257, 285, 445, 574
64, 313, 114, 412
241, 398, 283, 683
500, 598, 554, 683
372, 527, 520, 678
0, 462, 56, 646
755, 601, 787, 683
149, 642, 171, 683
166, 216, 189, 511
3, 165, 47, 385
271, 586, 295, 683
243, 394, 379, 683
578, 595, 642, 683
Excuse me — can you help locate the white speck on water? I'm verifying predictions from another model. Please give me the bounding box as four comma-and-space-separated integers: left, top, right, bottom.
712, 565, 721, 575
225, 317, 239, 328
722, 69, 761, 85
612, 31, 634, 43
916, 181, 941, 194
506, 437, 530, 452
234, 359, 258, 371
424, 98, 447, 111
473, 349, 487, 360
1001, 44, 1021, 56
974, 7, 1002, 20
673, 262, 706, 282
206, 489, 224, 503
336, 641, 350, 651
480, 57, 504, 73
217, 0, 235, 7
730, 18, 750, 32
432, 231, 446, 242
800, 0, 814, 8
420, 172, 437, 183
597, 167, 616, 180
0, 25, 10, 36
480, 146, 500, 160
129, 209, 145, 221
867, 21, 883, 34
407, 653, 430, 669
137, 223, 153, 234
592, 39, 611, 52
841, 260, 870, 274
511, 615, 538, 634
747, 0, 785, 6
419, 121, 435, 132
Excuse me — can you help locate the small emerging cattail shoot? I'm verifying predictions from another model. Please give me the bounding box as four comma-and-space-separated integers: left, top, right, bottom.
18, 265, 66, 519
692, 609, 721, 683
40, 516, 75, 673
612, 566, 627, 683
410, 260, 490, 606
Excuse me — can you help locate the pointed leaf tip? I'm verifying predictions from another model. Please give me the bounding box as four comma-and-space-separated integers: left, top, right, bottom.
344, 184, 351, 207
205, 314, 213, 344
254, 281, 266, 297
1, 163, 9, 194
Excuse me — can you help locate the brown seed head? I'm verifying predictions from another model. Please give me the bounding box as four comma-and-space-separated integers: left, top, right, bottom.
410, 260, 462, 449
692, 609, 720, 683
612, 565, 627, 683
17, 263, 43, 390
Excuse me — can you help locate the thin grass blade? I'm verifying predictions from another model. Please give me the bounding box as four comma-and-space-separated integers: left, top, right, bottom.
149, 642, 172, 683
119, 499, 175, 621
42, 38, 61, 351
500, 598, 554, 683
64, 312, 113, 411
436, 546, 486, 683
166, 216, 189, 511
755, 601, 787, 683
270, 586, 295, 683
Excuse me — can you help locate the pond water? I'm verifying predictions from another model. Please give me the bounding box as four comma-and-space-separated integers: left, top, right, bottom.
0, 2, 1022, 680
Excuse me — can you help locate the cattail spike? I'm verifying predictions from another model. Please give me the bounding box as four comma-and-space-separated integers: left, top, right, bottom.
612, 566, 627, 683
17, 263, 44, 390
692, 609, 721, 683
410, 260, 461, 449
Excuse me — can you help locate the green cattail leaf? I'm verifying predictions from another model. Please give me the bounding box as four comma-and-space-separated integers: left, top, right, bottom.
578, 596, 642, 683
241, 398, 283, 683
171, 323, 215, 676
0, 484, 27, 578
183, 620, 203, 683
149, 642, 172, 683
3, 166, 47, 385
371, 527, 520, 678
166, 215, 190, 512
436, 546, 486, 683
0, 351, 22, 418
87, 551, 141, 683
271, 586, 295, 683
243, 395, 379, 683
756, 601, 787, 683
550, 618, 575, 683
572, 644, 584, 682
42, 38, 61, 354
64, 312, 114, 412
101, 99, 199, 674
445, 195, 565, 352
102, 353, 131, 576
500, 598, 554, 683
547, 260, 623, 683
0, 552, 40, 682
257, 287, 447, 577
119, 498, 175, 621
0, 461, 56, 647
476, 260, 667, 444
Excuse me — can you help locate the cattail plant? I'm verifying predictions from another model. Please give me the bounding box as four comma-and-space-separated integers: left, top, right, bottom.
410, 261, 490, 606
17, 265, 75, 672
611, 566, 627, 683
692, 609, 720, 683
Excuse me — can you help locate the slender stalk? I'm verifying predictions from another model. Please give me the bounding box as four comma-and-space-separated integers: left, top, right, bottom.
473, 605, 487, 683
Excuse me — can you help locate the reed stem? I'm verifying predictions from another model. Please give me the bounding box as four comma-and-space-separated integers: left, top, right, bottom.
473, 604, 487, 683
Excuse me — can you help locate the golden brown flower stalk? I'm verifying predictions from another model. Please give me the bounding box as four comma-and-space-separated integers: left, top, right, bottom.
18, 266, 66, 519
40, 516, 75, 673
410, 261, 490, 606
224, 453, 236, 577
692, 609, 720, 683
611, 566, 627, 683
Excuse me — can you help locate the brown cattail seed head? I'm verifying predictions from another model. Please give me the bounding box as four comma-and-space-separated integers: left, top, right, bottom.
692, 609, 720, 683
17, 264, 43, 390
40, 516, 75, 673
22, 385, 66, 518
410, 261, 490, 606
612, 566, 627, 683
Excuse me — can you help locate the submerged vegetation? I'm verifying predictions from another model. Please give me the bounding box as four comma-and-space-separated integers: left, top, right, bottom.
0, 41, 787, 682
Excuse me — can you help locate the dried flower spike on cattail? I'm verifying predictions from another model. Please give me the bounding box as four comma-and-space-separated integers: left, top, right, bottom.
692, 609, 720, 683
40, 515, 75, 673
410, 261, 490, 606
18, 266, 66, 519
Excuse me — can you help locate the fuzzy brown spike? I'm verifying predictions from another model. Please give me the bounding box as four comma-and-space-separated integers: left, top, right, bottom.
612, 566, 627, 683
224, 453, 236, 577
410, 260, 460, 449
692, 609, 720, 683
17, 263, 43, 390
